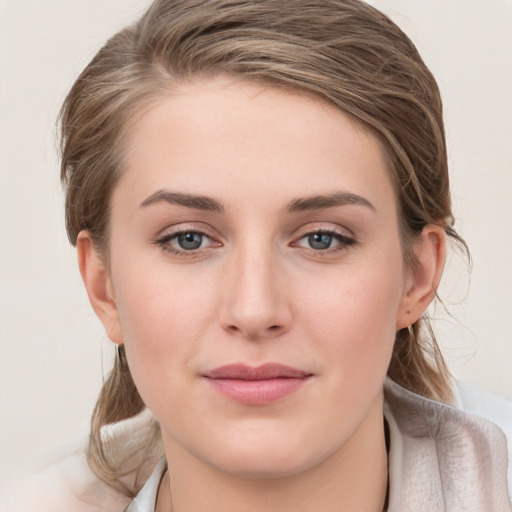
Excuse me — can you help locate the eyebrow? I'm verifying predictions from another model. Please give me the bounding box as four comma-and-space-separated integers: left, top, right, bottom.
140, 189, 375, 215
286, 192, 376, 213
140, 190, 225, 212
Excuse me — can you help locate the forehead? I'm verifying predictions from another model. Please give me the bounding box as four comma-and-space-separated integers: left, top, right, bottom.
115, 77, 396, 216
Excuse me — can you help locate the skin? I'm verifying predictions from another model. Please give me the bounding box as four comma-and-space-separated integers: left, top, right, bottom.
78, 78, 445, 512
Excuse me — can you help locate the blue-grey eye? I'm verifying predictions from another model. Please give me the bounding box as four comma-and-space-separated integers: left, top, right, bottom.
177, 232, 203, 250
308, 232, 334, 250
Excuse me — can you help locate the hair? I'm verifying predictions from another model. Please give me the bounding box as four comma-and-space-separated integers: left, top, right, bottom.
59, 0, 467, 495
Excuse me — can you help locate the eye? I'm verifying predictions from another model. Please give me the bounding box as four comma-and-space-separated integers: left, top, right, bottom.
155, 228, 220, 255
306, 232, 336, 250
175, 232, 204, 250
293, 229, 356, 252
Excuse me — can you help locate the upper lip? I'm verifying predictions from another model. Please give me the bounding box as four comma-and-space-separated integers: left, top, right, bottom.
204, 363, 312, 380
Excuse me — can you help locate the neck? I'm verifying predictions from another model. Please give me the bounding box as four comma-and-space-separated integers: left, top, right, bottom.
156, 399, 388, 512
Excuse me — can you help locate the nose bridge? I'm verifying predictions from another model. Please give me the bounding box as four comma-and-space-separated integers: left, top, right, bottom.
220, 236, 290, 339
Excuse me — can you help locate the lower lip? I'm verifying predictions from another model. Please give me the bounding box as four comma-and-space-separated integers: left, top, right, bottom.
205, 377, 310, 405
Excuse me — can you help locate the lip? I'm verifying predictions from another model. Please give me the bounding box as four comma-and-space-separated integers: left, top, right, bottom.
203, 363, 313, 405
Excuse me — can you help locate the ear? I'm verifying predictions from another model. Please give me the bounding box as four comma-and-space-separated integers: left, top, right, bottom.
396, 224, 446, 330
77, 231, 123, 345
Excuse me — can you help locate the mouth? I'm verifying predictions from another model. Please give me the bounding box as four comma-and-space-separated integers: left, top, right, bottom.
202, 363, 313, 405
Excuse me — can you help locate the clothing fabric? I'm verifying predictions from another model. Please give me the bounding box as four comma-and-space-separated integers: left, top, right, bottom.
124, 458, 167, 512
454, 378, 512, 493
383, 380, 511, 511
3, 380, 511, 512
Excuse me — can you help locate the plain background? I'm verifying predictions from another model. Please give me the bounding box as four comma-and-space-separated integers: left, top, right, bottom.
1, 0, 511, 481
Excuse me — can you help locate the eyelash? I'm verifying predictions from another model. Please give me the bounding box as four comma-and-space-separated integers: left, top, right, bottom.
153, 227, 356, 257
153, 228, 219, 257
291, 229, 356, 254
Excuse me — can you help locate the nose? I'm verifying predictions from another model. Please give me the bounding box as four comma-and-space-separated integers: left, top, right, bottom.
219, 245, 292, 341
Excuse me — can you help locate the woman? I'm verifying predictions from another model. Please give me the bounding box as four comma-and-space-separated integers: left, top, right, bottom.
6, 0, 511, 510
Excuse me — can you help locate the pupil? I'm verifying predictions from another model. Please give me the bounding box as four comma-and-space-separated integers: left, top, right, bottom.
309, 233, 332, 250
178, 232, 202, 250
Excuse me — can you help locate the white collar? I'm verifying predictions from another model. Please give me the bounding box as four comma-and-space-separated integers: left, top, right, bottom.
124, 457, 167, 512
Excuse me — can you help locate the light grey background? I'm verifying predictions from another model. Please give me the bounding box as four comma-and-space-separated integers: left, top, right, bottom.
1, 0, 511, 481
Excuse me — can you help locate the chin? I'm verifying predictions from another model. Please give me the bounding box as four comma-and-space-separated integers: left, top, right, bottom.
204, 431, 336, 480
218, 454, 315, 480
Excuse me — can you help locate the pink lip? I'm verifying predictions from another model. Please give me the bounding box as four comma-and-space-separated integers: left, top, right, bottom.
203, 364, 312, 405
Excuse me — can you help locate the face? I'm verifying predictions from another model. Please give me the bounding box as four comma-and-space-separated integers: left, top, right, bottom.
101, 78, 412, 478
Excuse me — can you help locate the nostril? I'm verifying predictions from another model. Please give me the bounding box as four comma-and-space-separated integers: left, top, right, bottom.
224, 323, 283, 339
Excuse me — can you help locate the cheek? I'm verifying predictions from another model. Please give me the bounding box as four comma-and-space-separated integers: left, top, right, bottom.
110, 262, 217, 407
113, 249, 218, 332
301, 255, 404, 378
290, 256, 404, 446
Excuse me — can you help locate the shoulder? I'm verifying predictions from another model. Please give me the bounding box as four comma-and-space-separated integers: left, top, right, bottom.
384, 379, 512, 511
1, 410, 162, 512
0, 450, 130, 512
454, 379, 512, 446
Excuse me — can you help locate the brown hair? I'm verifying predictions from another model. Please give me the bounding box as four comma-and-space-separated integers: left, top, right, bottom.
60, 0, 465, 494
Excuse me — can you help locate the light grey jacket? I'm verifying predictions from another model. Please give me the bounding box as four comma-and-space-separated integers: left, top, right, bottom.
384, 380, 511, 511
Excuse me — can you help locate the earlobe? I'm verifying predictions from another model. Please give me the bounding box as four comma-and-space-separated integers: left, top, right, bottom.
77, 231, 123, 345
396, 225, 446, 330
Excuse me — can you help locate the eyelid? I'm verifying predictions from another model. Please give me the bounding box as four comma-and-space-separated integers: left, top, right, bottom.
289, 223, 357, 253
291, 222, 355, 240
153, 221, 220, 240
152, 222, 223, 255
